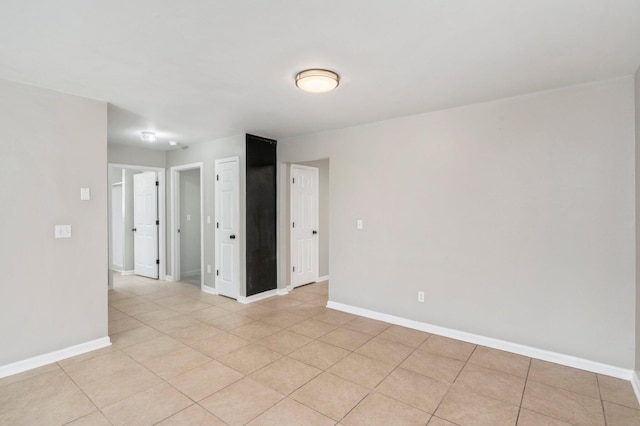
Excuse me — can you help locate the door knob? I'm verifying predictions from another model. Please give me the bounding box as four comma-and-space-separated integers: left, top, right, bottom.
132, 228, 137, 232
230, 234, 236, 239
312, 230, 317, 235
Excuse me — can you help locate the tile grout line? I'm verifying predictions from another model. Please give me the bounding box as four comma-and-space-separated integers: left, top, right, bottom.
514, 355, 532, 425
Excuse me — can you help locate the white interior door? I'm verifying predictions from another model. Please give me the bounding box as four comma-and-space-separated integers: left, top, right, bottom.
290, 164, 319, 287
111, 184, 124, 270
215, 157, 239, 298
134, 171, 159, 279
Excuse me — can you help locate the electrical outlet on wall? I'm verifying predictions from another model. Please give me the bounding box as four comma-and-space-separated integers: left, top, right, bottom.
418, 291, 425, 303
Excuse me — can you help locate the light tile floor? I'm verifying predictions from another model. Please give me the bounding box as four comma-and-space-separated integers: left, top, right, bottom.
1, 273, 639, 425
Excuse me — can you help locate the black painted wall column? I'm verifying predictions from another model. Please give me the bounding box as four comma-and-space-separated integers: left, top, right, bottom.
245, 134, 277, 296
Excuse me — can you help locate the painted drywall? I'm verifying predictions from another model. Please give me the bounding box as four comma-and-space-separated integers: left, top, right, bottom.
108, 143, 167, 168
0, 78, 108, 366
635, 66, 640, 374
279, 77, 636, 369
179, 169, 201, 277
166, 136, 246, 293
298, 159, 330, 278
111, 184, 124, 270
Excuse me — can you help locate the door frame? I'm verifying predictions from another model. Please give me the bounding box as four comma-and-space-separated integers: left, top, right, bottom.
170, 163, 204, 290
289, 164, 320, 288
107, 163, 166, 288
215, 156, 240, 298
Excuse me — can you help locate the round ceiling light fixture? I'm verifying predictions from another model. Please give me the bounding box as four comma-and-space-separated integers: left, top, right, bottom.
140, 131, 156, 143
295, 69, 340, 93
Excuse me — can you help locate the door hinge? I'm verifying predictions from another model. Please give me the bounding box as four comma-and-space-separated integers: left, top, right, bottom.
155, 181, 159, 186
292, 266, 295, 272
292, 222, 295, 228
216, 222, 219, 229
156, 259, 159, 265
216, 269, 219, 276
216, 174, 219, 181
156, 220, 159, 225
292, 177, 295, 184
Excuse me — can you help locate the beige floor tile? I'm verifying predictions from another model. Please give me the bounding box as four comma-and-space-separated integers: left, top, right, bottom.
419, 335, 476, 362
102, 383, 192, 426
597, 374, 640, 410
134, 307, 182, 324
290, 372, 369, 421
116, 301, 164, 316
143, 347, 211, 379
193, 292, 231, 305
169, 323, 224, 346
110, 296, 149, 310
521, 381, 604, 426
108, 307, 129, 321
247, 397, 335, 425
237, 303, 276, 320
528, 360, 600, 398
603, 401, 640, 425
156, 404, 227, 425
261, 311, 306, 328
376, 367, 449, 413
155, 295, 195, 307
258, 329, 313, 354
401, 349, 465, 383
328, 352, 394, 389
122, 335, 185, 362
435, 388, 519, 426
57, 345, 119, 368
355, 336, 414, 366
251, 357, 322, 394
65, 410, 112, 425
149, 314, 201, 333
191, 332, 250, 358
517, 409, 574, 425
73, 364, 163, 408
230, 321, 282, 341
284, 303, 328, 319
453, 363, 526, 406
200, 377, 284, 426
468, 346, 530, 378
428, 417, 458, 426
377, 325, 430, 348
169, 360, 244, 401
0, 362, 61, 387
342, 392, 431, 426
108, 316, 144, 334
314, 310, 357, 326
63, 351, 138, 384
289, 340, 350, 370
319, 327, 373, 351
170, 300, 212, 314
204, 312, 256, 331
218, 344, 282, 374
258, 297, 303, 310
189, 305, 231, 322
287, 318, 338, 339
110, 325, 164, 348
342, 317, 391, 336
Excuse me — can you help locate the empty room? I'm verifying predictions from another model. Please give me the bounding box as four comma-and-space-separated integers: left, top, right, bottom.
1, 1, 640, 425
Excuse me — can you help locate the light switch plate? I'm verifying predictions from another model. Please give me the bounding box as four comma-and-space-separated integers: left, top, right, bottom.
186, 214, 191, 221
80, 187, 90, 201
357, 219, 363, 230
55, 225, 72, 239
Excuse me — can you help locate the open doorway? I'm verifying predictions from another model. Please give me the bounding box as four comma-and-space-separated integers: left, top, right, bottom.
108, 164, 166, 287
170, 163, 204, 289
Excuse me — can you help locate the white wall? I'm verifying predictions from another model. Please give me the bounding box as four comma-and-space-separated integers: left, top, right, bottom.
108, 143, 166, 168
179, 169, 201, 277
279, 77, 636, 369
166, 136, 246, 293
635, 67, 640, 374
0, 78, 108, 366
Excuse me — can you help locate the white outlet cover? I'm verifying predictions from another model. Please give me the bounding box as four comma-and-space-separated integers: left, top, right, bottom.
80, 187, 90, 201
55, 225, 72, 238
186, 214, 191, 221
357, 219, 363, 230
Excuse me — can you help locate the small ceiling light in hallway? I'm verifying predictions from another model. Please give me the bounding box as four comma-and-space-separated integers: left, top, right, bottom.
295, 69, 340, 93
140, 131, 156, 143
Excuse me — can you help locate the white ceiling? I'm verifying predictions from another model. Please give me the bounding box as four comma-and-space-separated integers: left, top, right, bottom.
1, 0, 639, 150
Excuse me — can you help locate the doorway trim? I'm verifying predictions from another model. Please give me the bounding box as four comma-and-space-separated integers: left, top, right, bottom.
169, 162, 205, 291
107, 163, 166, 288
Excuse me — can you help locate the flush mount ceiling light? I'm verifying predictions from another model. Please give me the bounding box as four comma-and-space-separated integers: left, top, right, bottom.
169, 140, 178, 146
295, 69, 340, 93
140, 131, 156, 143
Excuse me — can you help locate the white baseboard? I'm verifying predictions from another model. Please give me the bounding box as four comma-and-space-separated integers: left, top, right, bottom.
326, 301, 633, 381
632, 371, 640, 404
0, 337, 112, 379
316, 275, 329, 282
120, 270, 135, 276
276, 286, 290, 296
238, 289, 277, 304
165, 275, 175, 282
202, 285, 218, 295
